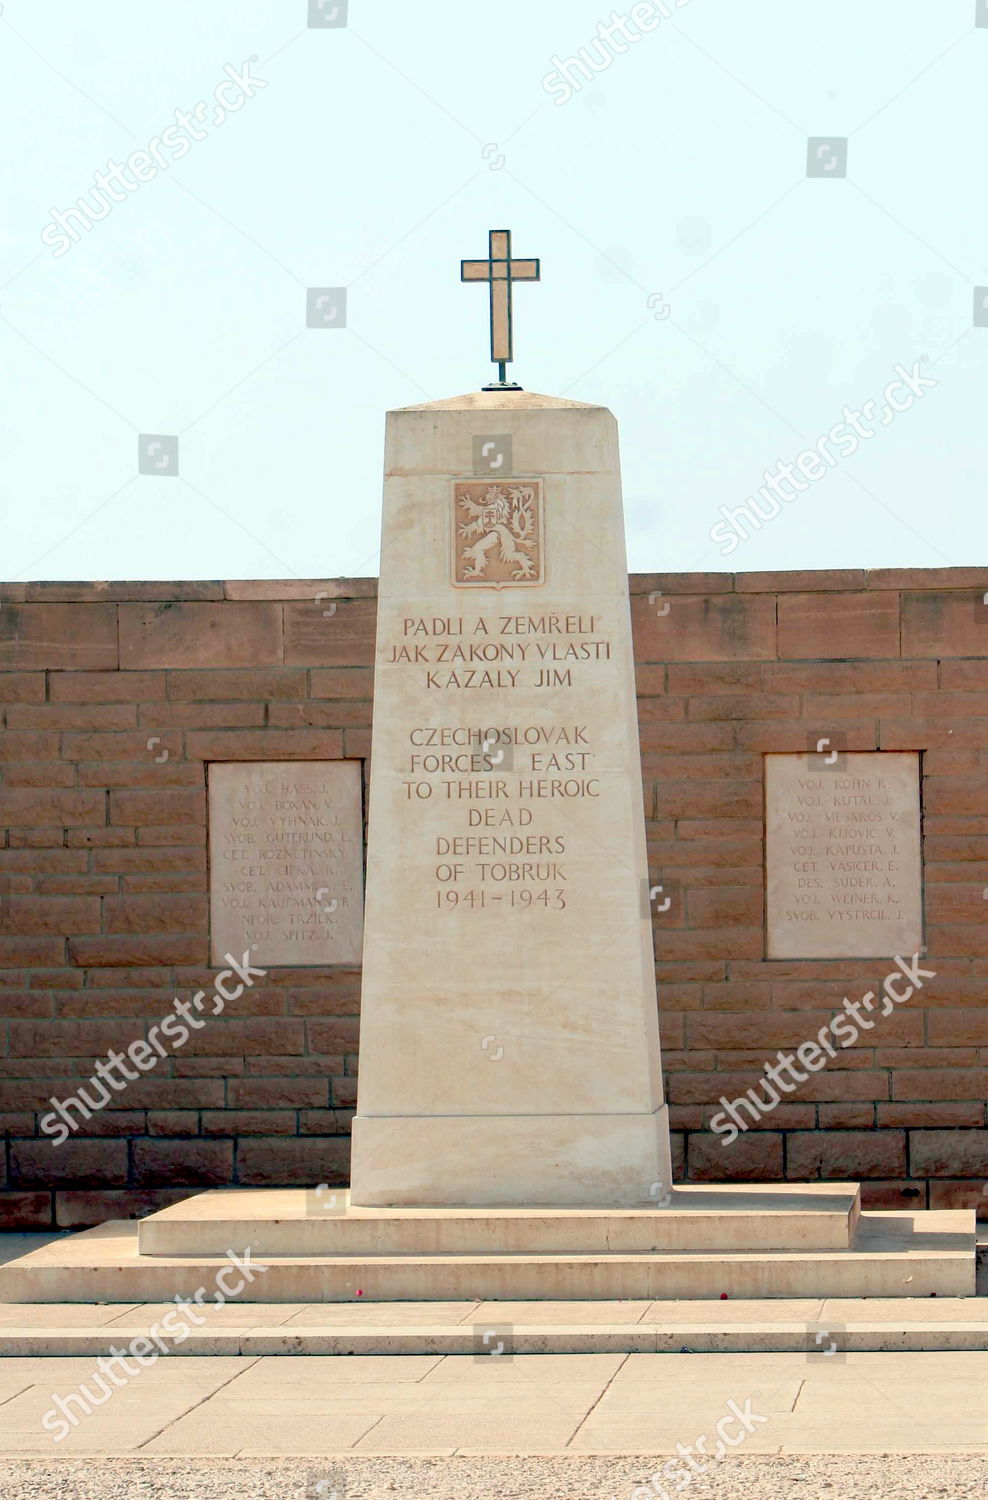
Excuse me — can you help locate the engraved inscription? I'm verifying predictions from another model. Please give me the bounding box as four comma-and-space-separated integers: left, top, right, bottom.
208, 760, 364, 967
765, 752, 923, 960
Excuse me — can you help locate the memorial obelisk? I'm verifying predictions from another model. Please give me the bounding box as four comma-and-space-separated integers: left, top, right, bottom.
349, 230, 672, 1206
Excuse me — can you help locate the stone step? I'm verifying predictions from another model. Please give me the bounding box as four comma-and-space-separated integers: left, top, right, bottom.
137, 1184, 863, 1257
0, 1211, 975, 1303
1, 1297, 987, 1356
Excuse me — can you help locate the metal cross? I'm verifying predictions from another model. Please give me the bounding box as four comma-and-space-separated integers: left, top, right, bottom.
461, 229, 541, 390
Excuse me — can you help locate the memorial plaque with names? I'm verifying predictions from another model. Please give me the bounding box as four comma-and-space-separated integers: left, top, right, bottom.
208, 760, 364, 967
765, 751, 923, 960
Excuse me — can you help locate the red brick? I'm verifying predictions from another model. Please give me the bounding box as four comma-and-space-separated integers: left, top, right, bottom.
685, 888, 761, 928
0, 604, 117, 669
0, 732, 60, 760
11, 1139, 127, 1186
53, 989, 183, 1018
92, 848, 205, 875
144, 703, 266, 729
309, 668, 375, 699
168, 669, 308, 701
244, 1054, 342, 1074
925, 924, 988, 957
0, 673, 46, 702
869, 568, 988, 591
132, 1139, 233, 1185
343, 728, 370, 758
940, 660, 988, 689
54, 1187, 192, 1227
928, 1181, 988, 1215
901, 591, 988, 656
300, 1109, 354, 1134
787, 1129, 905, 1178
67, 828, 136, 847
224, 579, 376, 602
0, 1191, 53, 1228
68, 935, 206, 966
764, 661, 936, 693
735, 721, 878, 752
910, 1129, 988, 1176
331, 1077, 357, 1108
0, 937, 65, 967
882, 719, 985, 750
801, 693, 911, 721
688, 694, 798, 721
228, 1078, 329, 1109
777, 593, 900, 659
0, 850, 87, 876
737, 569, 867, 593
879, 1102, 984, 1127
62, 731, 183, 762
268, 701, 371, 729
632, 572, 734, 597
923, 779, 988, 817
185, 730, 344, 760
1, 896, 100, 934
654, 781, 761, 819
120, 602, 283, 669
284, 598, 376, 667
7, 703, 137, 730
201, 1110, 296, 1135
77, 762, 203, 788
639, 724, 732, 753
107, 1079, 224, 1108
632, 594, 776, 663
654, 930, 763, 961
817, 1104, 875, 1128
179, 1019, 305, 1057
859, 1181, 927, 1211
102, 894, 207, 934
9, 1018, 148, 1055
922, 749, 980, 774
0, 992, 54, 1018
646, 836, 762, 871
0, 790, 104, 827
666, 664, 762, 693
109, 789, 205, 825
27, 582, 223, 603
236, 1137, 350, 1185
50, 671, 166, 702
925, 881, 985, 923
687, 1132, 783, 1181
2, 764, 77, 787
893, 1069, 988, 1100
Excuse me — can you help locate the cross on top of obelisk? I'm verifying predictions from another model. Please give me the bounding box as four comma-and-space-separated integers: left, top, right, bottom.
461, 229, 541, 392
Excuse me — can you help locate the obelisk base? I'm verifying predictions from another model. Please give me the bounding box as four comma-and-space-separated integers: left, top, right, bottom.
348, 1105, 672, 1207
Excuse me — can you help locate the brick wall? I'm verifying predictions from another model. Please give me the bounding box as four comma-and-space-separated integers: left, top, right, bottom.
1, 569, 986, 1228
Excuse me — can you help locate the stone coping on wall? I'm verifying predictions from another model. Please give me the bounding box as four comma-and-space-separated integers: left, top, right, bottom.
2, 568, 988, 602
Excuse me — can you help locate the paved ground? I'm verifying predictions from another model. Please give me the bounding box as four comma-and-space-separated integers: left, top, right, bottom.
1, 1350, 987, 1456
2, 1232, 986, 1496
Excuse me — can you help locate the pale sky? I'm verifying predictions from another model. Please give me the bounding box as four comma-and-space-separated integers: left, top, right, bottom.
1, 0, 986, 583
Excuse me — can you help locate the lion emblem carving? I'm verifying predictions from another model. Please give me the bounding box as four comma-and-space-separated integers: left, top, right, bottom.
452, 482, 543, 587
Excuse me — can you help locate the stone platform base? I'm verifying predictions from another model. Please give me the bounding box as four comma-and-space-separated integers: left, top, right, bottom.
2, 1296, 987, 1357
0, 1185, 976, 1305
349, 1106, 673, 1207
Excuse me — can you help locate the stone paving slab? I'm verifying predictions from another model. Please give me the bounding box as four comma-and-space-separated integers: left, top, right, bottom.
2, 1351, 988, 1456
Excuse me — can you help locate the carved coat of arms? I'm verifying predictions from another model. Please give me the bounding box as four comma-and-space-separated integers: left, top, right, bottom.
451, 480, 544, 588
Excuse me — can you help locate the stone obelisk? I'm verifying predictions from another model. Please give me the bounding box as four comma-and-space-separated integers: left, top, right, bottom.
348, 232, 671, 1206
